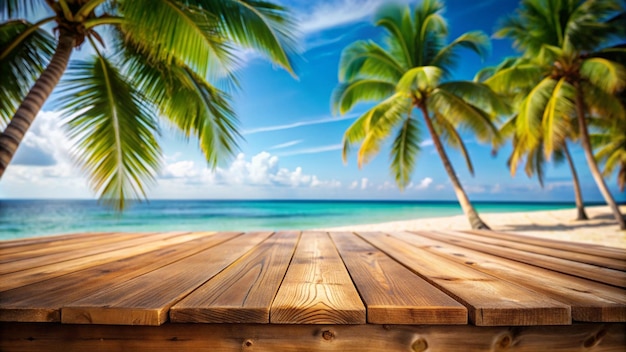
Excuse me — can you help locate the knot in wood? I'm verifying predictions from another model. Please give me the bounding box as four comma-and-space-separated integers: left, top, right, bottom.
497, 334, 512, 349
411, 338, 428, 352
322, 330, 335, 341
583, 330, 607, 348
243, 339, 253, 347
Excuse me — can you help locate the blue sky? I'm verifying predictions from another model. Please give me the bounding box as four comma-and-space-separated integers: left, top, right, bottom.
1, 0, 624, 203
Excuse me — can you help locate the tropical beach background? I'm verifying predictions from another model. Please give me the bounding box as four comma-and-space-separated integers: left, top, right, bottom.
0, 0, 624, 245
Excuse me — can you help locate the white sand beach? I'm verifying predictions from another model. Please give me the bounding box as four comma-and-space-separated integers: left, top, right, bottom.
321, 205, 626, 249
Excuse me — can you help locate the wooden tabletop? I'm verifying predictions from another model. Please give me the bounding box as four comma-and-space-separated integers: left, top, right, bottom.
1, 230, 625, 327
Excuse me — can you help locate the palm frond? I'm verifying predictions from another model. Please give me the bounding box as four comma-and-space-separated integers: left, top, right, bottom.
432, 31, 490, 72
118, 0, 234, 79
188, 0, 296, 74
390, 117, 420, 189
580, 57, 626, 94
1, 0, 48, 19
58, 56, 161, 210
582, 81, 626, 121
352, 94, 409, 167
396, 66, 443, 94
338, 40, 405, 82
0, 19, 54, 127
515, 77, 557, 149
433, 112, 474, 175
121, 47, 241, 167
438, 81, 510, 117
428, 88, 499, 143
166, 66, 241, 167
541, 78, 575, 157
332, 79, 396, 115
483, 64, 544, 94
374, 3, 413, 68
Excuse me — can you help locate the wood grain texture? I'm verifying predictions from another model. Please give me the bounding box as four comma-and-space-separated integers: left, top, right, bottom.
433, 230, 626, 288
170, 231, 300, 323
0, 232, 156, 273
448, 231, 626, 270
329, 232, 467, 324
0, 232, 114, 250
0, 232, 117, 255
0, 232, 201, 292
61, 232, 273, 326
360, 232, 571, 326
0, 232, 233, 323
0, 232, 148, 264
408, 231, 626, 322
1, 322, 624, 352
270, 232, 365, 324
465, 229, 626, 260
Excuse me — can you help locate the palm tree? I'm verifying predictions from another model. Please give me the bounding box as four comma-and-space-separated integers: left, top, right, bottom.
332, 0, 507, 230
478, 59, 589, 220
591, 91, 626, 193
0, 0, 295, 209
490, 0, 626, 229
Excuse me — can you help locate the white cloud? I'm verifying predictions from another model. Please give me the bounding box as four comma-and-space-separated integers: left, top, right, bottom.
269, 140, 303, 150
378, 181, 395, 190
360, 177, 369, 190
278, 144, 342, 157
158, 151, 339, 190
420, 139, 434, 147
243, 113, 356, 135
414, 177, 433, 190
1, 111, 90, 198
298, 0, 412, 34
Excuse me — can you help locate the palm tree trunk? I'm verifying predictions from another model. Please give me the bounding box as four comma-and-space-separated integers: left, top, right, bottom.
419, 106, 490, 230
573, 82, 625, 229
562, 141, 588, 221
0, 30, 75, 178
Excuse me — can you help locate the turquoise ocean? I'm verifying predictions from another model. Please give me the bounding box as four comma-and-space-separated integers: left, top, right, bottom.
0, 199, 586, 241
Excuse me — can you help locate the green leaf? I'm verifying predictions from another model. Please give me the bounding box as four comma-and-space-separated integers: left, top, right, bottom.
0, 20, 54, 127
338, 40, 404, 82
122, 48, 241, 167
397, 66, 443, 93
332, 79, 395, 115
118, 0, 234, 80
580, 57, 626, 94
58, 56, 161, 210
1, 0, 47, 19
541, 78, 575, 157
515, 77, 556, 149
390, 117, 420, 189
188, 0, 296, 74
483, 64, 544, 95
433, 112, 474, 175
428, 87, 499, 143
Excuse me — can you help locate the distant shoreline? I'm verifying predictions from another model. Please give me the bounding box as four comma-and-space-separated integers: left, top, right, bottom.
320, 205, 626, 249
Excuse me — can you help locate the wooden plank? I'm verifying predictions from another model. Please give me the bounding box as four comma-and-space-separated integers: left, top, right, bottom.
0, 232, 113, 250
431, 230, 626, 288
0, 232, 237, 323
0, 232, 151, 264
0, 232, 172, 274
0, 231, 204, 292
465, 229, 626, 260
359, 232, 571, 326
170, 231, 299, 323
270, 231, 365, 324
329, 232, 467, 325
448, 231, 626, 270
1, 322, 624, 352
407, 231, 626, 322
61, 232, 274, 326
